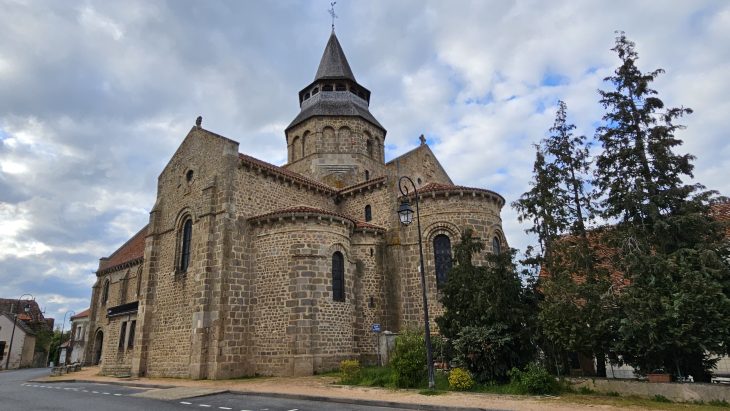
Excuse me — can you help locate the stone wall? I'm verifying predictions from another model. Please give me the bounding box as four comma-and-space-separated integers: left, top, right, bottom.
285, 117, 386, 188
249, 215, 358, 375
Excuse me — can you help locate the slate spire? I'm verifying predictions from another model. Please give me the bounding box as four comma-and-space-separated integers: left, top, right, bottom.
314, 31, 356, 82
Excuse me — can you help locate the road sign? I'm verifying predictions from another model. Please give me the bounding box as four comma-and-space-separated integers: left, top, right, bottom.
371, 323, 381, 333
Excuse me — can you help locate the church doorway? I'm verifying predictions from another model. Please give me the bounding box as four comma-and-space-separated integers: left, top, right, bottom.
93, 330, 104, 365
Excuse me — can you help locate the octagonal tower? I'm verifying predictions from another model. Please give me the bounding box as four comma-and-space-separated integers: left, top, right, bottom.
284, 31, 387, 189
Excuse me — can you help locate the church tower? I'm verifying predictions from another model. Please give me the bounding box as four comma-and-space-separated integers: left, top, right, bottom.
284, 31, 387, 189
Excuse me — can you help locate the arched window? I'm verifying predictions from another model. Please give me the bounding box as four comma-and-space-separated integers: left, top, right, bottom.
179, 218, 192, 273
366, 139, 373, 157
364, 205, 372, 222
433, 234, 452, 287
101, 279, 110, 305
365, 170, 370, 181
332, 251, 345, 302
492, 236, 501, 255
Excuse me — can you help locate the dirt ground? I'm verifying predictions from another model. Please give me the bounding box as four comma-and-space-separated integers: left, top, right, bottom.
36, 366, 667, 411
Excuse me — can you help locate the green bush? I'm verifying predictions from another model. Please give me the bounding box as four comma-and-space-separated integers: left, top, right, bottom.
509, 363, 559, 395
448, 368, 475, 391
339, 359, 361, 384
390, 329, 426, 388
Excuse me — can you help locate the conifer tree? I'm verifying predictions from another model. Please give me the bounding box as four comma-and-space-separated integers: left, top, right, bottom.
594, 32, 730, 381
515, 101, 614, 377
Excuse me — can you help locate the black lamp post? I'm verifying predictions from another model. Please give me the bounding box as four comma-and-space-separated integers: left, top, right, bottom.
4, 293, 33, 370
397, 175, 435, 390
59, 310, 75, 365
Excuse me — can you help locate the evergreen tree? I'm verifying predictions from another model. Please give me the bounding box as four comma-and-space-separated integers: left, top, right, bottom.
514, 101, 615, 377
595, 32, 730, 381
436, 230, 536, 382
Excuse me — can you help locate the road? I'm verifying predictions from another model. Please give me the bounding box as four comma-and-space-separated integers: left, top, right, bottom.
0, 368, 412, 411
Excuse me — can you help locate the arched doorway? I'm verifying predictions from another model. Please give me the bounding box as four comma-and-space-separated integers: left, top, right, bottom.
93, 330, 104, 365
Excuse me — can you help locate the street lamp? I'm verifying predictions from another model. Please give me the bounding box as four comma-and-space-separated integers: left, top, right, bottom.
4, 293, 34, 370
397, 175, 435, 390
59, 310, 75, 365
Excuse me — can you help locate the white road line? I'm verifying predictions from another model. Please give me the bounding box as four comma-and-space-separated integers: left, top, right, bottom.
102, 392, 110, 395
288, 409, 299, 411
92, 391, 99, 393
199, 405, 212, 408
180, 402, 192, 405
82, 390, 89, 392
114, 393, 123, 396
218, 407, 232, 410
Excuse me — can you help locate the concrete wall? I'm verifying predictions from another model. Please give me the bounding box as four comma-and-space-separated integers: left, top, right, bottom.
575, 378, 730, 402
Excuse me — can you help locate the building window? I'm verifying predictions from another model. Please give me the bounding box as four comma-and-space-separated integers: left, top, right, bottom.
364, 205, 372, 222
102, 279, 110, 305
127, 320, 136, 349
118, 321, 127, 350
179, 218, 192, 273
492, 236, 501, 255
433, 234, 452, 287
332, 251, 345, 302
0, 341, 5, 361
365, 170, 369, 181
366, 139, 373, 157
186, 169, 193, 182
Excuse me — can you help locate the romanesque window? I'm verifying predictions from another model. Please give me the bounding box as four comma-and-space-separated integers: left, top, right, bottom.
433, 234, 452, 287
366, 139, 373, 157
127, 320, 136, 349
492, 236, 501, 255
332, 251, 345, 302
118, 321, 127, 350
101, 279, 110, 305
364, 205, 372, 222
179, 218, 193, 273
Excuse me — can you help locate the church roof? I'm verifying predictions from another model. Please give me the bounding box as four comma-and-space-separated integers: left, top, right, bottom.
411, 182, 506, 207
287, 98, 384, 132
314, 32, 356, 82
98, 225, 148, 272
239, 153, 336, 194
248, 205, 386, 232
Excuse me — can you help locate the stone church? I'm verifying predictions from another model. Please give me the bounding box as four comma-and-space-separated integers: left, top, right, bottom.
84, 31, 506, 379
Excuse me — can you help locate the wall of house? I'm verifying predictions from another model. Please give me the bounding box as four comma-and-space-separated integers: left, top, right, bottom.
0, 315, 32, 369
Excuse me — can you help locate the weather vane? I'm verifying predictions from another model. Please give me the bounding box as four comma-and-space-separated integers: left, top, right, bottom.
328, 2, 338, 31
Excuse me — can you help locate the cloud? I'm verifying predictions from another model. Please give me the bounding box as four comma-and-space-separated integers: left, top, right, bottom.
1, 0, 728, 317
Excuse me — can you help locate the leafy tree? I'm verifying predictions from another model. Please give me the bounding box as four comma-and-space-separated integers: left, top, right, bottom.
389, 328, 426, 388
436, 230, 536, 382
594, 32, 730, 381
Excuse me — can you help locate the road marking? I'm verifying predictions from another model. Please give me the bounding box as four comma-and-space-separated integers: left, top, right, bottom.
218, 407, 232, 410
288, 409, 299, 411
199, 405, 212, 408
114, 393, 123, 396
82, 390, 89, 392
92, 391, 99, 393
180, 402, 192, 405
102, 392, 110, 395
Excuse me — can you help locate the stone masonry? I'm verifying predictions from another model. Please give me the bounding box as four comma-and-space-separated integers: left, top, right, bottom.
85, 31, 506, 379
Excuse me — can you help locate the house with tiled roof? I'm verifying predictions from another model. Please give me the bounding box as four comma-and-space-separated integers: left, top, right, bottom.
85, 31, 507, 379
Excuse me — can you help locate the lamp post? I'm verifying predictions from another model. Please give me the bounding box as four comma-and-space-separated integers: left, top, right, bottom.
4, 293, 34, 370
397, 175, 435, 390
59, 310, 75, 365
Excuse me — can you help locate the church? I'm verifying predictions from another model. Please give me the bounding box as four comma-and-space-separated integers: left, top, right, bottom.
83, 31, 507, 379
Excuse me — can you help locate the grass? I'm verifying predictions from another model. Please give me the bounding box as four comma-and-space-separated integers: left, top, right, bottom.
554, 393, 730, 411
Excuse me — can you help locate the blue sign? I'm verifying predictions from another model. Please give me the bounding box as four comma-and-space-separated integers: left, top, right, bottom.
371, 323, 381, 333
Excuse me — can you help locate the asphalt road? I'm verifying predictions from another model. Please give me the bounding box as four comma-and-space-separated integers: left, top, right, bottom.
0, 368, 412, 411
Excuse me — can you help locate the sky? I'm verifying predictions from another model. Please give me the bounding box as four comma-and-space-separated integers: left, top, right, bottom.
1, 0, 729, 323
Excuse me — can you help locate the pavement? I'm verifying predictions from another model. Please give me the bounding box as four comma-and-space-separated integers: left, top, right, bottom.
32, 366, 632, 411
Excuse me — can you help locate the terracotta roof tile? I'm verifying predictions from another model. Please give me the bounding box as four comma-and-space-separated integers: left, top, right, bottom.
408, 182, 505, 206
238, 153, 335, 193
99, 225, 148, 271
71, 308, 90, 320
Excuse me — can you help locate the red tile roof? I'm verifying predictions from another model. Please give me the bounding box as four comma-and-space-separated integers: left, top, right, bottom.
239, 153, 335, 194
71, 308, 90, 320
248, 206, 386, 232
99, 225, 148, 271
408, 182, 505, 206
